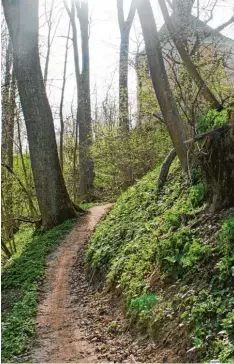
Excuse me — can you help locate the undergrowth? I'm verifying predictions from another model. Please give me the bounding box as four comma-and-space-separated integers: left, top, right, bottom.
1, 219, 75, 363
85, 160, 234, 362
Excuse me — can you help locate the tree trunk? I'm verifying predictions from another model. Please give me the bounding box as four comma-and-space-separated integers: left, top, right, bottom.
59, 21, 71, 172
136, 0, 188, 171
1, 38, 14, 169
199, 124, 234, 211
64, 0, 94, 201
158, 0, 222, 110
76, 1, 94, 201
1, 38, 15, 223
43, 0, 56, 86
119, 30, 130, 132
2, 0, 76, 230
117, 0, 136, 133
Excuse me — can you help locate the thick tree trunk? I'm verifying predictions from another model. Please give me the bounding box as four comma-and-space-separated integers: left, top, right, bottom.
199, 125, 234, 211
3, 0, 76, 230
136, 0, 188, 171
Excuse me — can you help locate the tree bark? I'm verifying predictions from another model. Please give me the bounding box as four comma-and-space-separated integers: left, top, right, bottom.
59, 21, 71, 172
199, 124, 234, 211
1, 38, 15, 224
76, 0, 94, 200
117, 0, 136, 133
43, 0, 55, 86
2, 0, 76, 230
136, 0, 188, 171
158, 0, 222, 110
157, 149, 176, 190
63, 1, 80, 201
1, 38, 14, 169
64, 0, 94, 201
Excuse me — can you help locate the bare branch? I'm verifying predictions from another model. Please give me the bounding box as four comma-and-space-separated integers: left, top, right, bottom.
126, 0, 136, 27
117, 0, 125, 29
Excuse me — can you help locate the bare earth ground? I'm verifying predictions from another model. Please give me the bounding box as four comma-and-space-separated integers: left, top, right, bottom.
31, 205, 180, 363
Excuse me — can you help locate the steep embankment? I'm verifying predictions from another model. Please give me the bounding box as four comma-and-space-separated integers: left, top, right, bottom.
86, 161, 234, 362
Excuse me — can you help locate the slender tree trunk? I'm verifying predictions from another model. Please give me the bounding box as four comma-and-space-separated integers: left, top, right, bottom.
64, 0, 94, 201
117, 0, 136, 132
1, 39, 15, 225
59, 22, 71, 172
119, 30, 130, 132
1, 38, 14, 169
1, 239, 12, 259
136, 0, 188, 171
2, 0, 76, 230
63, 2, 80, 201
158, 0, 222, 110
43, 5, 53, 87
76, 2, 94, 200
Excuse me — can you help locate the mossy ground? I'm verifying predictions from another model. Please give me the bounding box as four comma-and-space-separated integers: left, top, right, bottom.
1, 220, 75, 363
86, 160, 234, 362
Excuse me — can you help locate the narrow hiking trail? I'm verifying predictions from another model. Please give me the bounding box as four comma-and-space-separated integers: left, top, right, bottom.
32, 204, 180, 363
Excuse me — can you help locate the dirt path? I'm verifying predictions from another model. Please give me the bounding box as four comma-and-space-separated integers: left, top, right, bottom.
32, 205, 113, 363
32, 204, 180, 363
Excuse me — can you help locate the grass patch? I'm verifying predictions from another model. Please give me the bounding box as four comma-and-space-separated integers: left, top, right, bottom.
85, 160, 234, 362
79, 202, 100, 210
1, 219, 75, 363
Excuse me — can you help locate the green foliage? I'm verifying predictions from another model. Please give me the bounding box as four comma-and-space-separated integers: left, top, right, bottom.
90, 122, 171, 200
79, 202, 99, 210
86, 161, 198, 301
129, 294, 159, 313
196, 109, 228, 134
217, 217, 234, 281
189, 182, 206, 207
156, 229, 209, 279
180, 218, 234, 361
1, 219, 75, 362
86, 161, 234, 362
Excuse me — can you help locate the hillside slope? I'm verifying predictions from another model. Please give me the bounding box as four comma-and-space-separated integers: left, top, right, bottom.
86, 161, 234, 362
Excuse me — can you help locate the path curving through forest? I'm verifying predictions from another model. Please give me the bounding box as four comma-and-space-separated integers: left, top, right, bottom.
32, 204, 179, 363
32, 205, 113, 363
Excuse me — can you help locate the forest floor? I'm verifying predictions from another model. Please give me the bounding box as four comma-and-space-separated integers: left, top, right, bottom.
31, 204, 177, 363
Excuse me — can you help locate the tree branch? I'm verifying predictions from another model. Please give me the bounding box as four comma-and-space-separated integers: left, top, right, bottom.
158, 0, 222, 110
1, 216, 41, 225
126, 0, 136, 27
1, 163, 38, 215
213, 14, 234, 33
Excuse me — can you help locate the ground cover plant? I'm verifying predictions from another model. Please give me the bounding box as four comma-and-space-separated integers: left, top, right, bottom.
1, 220, 75, 363
86, 161, 234, 362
